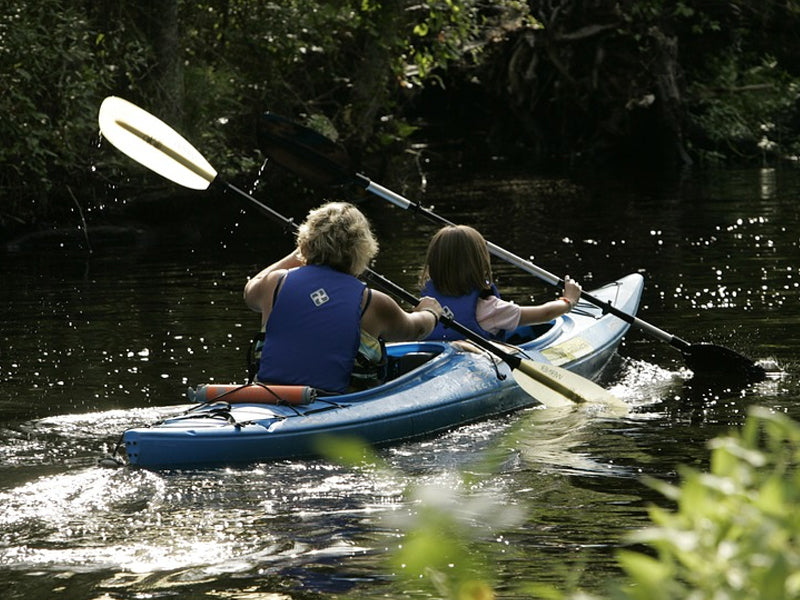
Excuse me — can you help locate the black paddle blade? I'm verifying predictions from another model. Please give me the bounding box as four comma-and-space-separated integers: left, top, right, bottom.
683, 343, 766, 382
259, 112, 353, 187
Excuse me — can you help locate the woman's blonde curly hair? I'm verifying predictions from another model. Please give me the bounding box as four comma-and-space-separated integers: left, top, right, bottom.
296, 202, 379, 276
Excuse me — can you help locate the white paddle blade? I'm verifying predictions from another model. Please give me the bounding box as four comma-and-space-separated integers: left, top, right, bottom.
98, 96, 217, 190
511, 368, 576, 409
517, 359, 628, 411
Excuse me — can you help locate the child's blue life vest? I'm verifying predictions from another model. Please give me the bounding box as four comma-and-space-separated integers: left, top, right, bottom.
420, 281, 501, 341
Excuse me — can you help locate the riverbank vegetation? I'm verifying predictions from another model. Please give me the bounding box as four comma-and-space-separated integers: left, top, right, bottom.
3, 0, 800, 237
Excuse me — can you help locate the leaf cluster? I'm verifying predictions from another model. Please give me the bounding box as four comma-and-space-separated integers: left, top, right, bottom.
615, 407, 800, 600
0, 1, 136, 218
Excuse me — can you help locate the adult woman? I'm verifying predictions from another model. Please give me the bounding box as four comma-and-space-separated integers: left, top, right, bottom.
420, 224, 581, 341
244, 202, 442, 393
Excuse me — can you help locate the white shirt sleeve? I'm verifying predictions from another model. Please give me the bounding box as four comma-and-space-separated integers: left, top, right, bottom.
475, 295, 521, 335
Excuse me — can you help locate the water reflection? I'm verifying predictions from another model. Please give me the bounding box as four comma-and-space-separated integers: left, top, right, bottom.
760, 167, 777, 199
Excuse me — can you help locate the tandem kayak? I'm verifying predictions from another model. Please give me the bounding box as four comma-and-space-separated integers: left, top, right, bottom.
118, 273, 644, 469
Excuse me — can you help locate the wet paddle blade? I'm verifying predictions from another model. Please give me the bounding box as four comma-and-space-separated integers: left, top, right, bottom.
259, 112, 353, 186
98, 96, 217, 190
510, 368, 576, 409
515, 359, 628, 411
683, 342, 767, 382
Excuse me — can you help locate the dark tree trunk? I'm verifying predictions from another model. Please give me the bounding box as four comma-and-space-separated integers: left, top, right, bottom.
139, 0, 183, 125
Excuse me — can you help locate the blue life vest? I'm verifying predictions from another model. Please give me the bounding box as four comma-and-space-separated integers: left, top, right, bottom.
420, 281, 500, 341
257, 265, 364, 393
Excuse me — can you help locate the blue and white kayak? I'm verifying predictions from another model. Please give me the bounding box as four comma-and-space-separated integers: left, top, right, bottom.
120, 273, 644, 468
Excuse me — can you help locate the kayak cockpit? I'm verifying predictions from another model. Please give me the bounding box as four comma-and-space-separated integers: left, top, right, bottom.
385, 341, 445, 379
384, 319, 562, 380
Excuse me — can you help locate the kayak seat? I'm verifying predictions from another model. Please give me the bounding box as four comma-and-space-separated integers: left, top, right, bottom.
387, 351, 439, 379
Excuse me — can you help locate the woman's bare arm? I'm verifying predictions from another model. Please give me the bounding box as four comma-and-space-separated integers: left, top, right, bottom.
243, 249, 304, 322
362, 290, 441, 341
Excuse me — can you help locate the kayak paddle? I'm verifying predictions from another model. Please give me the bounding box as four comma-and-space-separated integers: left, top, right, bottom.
98, 96, 624, 410
256, 112, 767, 382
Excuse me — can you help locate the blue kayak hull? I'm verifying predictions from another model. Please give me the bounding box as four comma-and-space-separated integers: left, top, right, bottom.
123, 273, 644, 468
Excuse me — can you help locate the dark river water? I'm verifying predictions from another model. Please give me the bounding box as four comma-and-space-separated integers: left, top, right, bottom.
1, 164, 798, 599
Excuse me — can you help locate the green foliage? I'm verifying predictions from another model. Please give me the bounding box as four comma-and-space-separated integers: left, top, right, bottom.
1, 2, 97, 214
0, 0, 148, 224
405, 0, 482, 86
615, 407, 800, 600
625, 0, 800, 164
687, 55, 800, 163
6, 0, 800, 228
513, 0, 800, 166
2, 0, 526, 228
178, 0, 517, 154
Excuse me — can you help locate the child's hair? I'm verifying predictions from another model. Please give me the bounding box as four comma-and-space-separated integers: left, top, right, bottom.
421, 225, 492, 296
297, 202, 379, 275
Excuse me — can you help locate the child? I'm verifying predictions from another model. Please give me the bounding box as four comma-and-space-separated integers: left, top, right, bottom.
420, 224, 581, 341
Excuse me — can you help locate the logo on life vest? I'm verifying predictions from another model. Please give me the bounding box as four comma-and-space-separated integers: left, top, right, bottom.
310, 288, 330, 307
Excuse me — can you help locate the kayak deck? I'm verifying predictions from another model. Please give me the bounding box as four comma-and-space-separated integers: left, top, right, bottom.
120, 273, 644, 468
